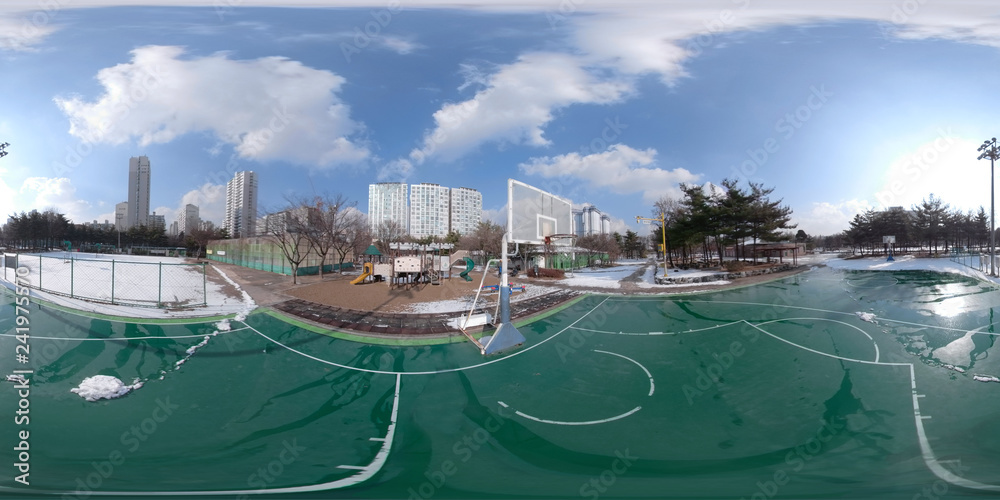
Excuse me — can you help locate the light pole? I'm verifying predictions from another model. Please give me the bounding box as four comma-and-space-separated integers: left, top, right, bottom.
978, 137, 998, 277
637, 212, 668, 277
116, 212, 122, 253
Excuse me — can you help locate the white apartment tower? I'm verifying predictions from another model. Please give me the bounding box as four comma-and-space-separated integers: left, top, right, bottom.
368, 182, 408, 233
409, 183, 451, 239
178, 204, 200, 235
126, 156, 151, 228
574, 205, 611, 237
225, 171, 258, 238
449, 187, 482, 237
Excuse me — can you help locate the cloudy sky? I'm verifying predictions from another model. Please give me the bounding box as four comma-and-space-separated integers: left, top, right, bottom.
3, 0, 1000, 236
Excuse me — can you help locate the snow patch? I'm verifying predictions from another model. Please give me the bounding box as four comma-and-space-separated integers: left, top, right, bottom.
855, 311, 877, 324
214, 319, 232, 332
943, 364, 967, 374
973, 374, 1000, 383
5, 374, 27, 384
70, 375, 143, 401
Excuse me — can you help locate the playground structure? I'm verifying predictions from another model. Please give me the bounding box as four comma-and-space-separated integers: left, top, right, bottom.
352, 245, 466, 288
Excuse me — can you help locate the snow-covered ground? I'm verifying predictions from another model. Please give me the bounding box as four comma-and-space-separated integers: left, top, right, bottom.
557, 264, 643, 289
827, 254, 1000, 286
0, 252, 254, 319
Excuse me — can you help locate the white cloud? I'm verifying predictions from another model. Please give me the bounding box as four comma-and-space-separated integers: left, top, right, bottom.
875, 136, 985, 212
518, 144, 701, 204
792, 199, 873, 237
377, 159, 414, 181
18, 177, 93, 222
0, 13, 59, 52
481, 204, 507, 226
380, 35, 419, 54
179, 183, 227, 226
53, 45, 369, 168
408, 52, 632, 164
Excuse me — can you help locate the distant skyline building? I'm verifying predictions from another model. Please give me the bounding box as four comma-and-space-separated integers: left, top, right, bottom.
126, 156, 151, 229
115, 201, 128, 231
178, 203, 200, 235
368, 182, 409, 234
574, 205, 611, 237
149, 212, 165, 231
224, 171, 258, 238
409, 183, 451, 239
168, 220, 179, 237
449, 187, 482, 237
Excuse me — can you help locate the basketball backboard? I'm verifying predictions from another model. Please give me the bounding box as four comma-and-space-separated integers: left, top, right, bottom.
507, 179, 574, 245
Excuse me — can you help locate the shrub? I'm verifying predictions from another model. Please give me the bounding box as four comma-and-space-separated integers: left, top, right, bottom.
723, 260, 746, 272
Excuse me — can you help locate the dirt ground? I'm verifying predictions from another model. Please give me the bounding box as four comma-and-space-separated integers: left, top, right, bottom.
285, 271, 511, 312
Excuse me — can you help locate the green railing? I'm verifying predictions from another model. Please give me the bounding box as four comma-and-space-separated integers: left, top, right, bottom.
1, 253, 207, 308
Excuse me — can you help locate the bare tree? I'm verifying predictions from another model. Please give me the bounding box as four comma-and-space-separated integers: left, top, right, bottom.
459, 221, 504, 264
262, 207, 313, 284
373, 220, 406, 256
330, 205, 365, 272
346, 213, 372, 265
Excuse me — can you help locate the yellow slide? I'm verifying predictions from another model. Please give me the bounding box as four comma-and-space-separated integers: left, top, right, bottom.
351, 262, 374, 285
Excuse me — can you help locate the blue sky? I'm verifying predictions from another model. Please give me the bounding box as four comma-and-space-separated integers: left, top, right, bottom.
3, 1, 1000, 237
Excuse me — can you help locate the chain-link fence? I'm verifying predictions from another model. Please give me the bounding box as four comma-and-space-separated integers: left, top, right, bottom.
950, 249, 999, 275
207, 237, 353, 275
1, 253, 206, 308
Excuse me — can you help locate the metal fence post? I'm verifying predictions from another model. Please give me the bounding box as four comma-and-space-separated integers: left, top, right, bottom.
111, 260, 115, 304
158, 262, 163, 307
38, 254, 42, 290
202, 263, 207, 306
70, 256, 74, 298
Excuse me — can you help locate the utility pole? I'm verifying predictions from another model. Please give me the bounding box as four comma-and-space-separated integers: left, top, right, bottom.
978, 138, 998, 277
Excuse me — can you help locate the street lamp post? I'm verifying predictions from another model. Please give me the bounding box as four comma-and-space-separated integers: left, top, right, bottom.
637, 212, 668, 278
116, 213, 122, 253
978, 137, 998, 277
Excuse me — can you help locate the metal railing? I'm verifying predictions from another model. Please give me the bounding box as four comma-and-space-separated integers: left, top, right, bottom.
1, 253, 207, 308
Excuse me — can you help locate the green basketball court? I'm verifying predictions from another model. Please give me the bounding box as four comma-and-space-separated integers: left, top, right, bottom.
2, 266, 1000, 498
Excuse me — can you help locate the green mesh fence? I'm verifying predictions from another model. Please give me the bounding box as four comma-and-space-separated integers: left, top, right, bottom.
1, 253, 206, 308
206, 237, 354, 275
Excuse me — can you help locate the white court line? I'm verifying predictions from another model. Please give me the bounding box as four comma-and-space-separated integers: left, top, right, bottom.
747, 320, 1000, 492
593, 349, 655, 396
756, 317, 880, 363
507, 405, 642, 426
496, 349, 653, 426
568, 321, 742, 337
0, 326, 251, 342
1, 373, 403, 497
246, 297, 613, 376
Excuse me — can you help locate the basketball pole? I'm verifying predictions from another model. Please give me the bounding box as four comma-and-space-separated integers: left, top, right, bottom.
480, 232, 525, 355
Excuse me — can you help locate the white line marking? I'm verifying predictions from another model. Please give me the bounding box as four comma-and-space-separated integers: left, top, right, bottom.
503, 405, 642, 426
12, 373, 403, 496
0, 326, 251, 342
593, 349, 655, 396
246, 297, 613, 376
336, 465, 366, 470
756, 317, 880, 363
